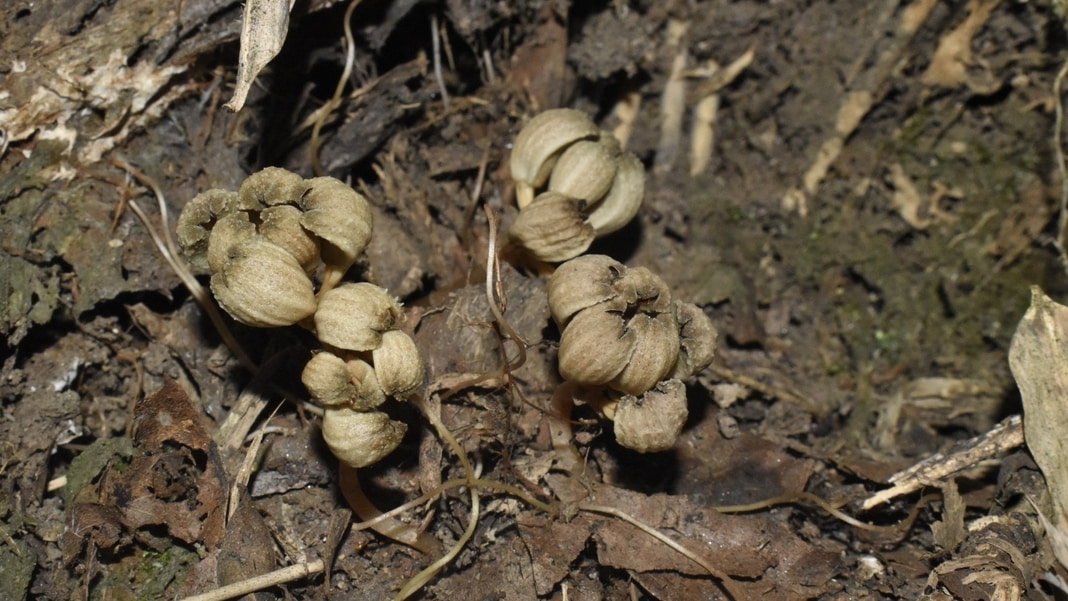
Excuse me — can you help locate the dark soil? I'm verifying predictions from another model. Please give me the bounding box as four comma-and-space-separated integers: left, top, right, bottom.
3, 1, 1067, 600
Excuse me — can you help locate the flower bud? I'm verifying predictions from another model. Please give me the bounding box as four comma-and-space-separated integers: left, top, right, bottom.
258, 205, 321, 274
508, 191, 595, 263
510, 109, 599, 209
372, 330, 425, 397
322, 407, 407, 468
610, 311, 680, 396
586, 151, 645, 236
547, 140, 617, 204
315, 283, 403, 351
210, 237, 318, 327
547, 254, 625, 327
239, 167, 308, 208
613, 379, 688, 453
300, 177, 373, 283
557, 297, 636, 386
302, 352, 386, 410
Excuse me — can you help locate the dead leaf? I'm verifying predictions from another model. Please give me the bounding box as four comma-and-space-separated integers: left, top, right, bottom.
920, 0, 1002, 93
1008, 286, 1068, 568
225, 0, 293, 112
931, 479, 966, 552
63, 380, 230, 560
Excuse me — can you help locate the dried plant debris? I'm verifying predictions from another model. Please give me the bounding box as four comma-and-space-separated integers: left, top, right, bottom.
1009, 287, 1068, 569
5, 1, 1068, 600
60, 381, 227, 571
518, 479, 837, 601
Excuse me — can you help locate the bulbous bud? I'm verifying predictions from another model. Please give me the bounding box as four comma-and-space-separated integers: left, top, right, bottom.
210, 237, 318, 327
672, 302, 718, 379
300, 177, 373, 276
302, 352, 386, 410
610, 311, 680, 396
239, 167, 308, 208
557, 297, 636, 386
508, 191, 595, 263
372, 330, 425, 397
547, 140, 617, 204
510, 109, 599, 209
315, 283, 404, 351
547, 254, 625, 327
322, 407, 407, 468
613, 379, 688, 453
258, 205, 321, 274
586, 151, 645, 236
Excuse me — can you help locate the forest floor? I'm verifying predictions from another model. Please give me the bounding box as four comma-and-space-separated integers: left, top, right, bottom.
4, 1, 1068, 600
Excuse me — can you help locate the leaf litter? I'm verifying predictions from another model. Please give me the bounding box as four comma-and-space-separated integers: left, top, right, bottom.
3, 1, 1068, 600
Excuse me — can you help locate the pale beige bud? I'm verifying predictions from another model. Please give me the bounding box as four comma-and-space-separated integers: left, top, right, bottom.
300, 177, 373, 277
557, 297, 636, 386
610, 311, 680, 396
547, 140, 617, 204
372, 330, 425, 397
210, 237, 318, 327
315, 283, 403, 351
302, 352, 386, 410
258, 205, 321, 274
586, 151, 645, 236
547, 254, 625, 327
322, 407, 407, 468
508, 191, 595, 263
510, 109, 599, 209
239, 167, 308, 208
177, 188, 246, 272
672, 302, 718, 379
206, 213, 256, 273
613, 379, 688, 453
614, 266, 672, 313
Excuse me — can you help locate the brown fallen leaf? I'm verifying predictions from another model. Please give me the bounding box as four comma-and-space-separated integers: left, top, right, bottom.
62, 380, 230, 569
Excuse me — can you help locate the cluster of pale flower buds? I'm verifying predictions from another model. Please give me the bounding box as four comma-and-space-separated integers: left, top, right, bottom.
508, 109, 646, 262
177, 167, 423, 467
547, 255, 717, 453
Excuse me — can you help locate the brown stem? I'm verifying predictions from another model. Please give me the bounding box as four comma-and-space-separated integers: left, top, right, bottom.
338, 464, 440, 556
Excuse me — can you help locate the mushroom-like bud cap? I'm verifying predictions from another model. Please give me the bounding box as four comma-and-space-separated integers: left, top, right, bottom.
614, 266, 672, 312
300, 176, 374, 274
547, 254, 625, 327
315, 283, 403, 351
176, 188, 245, 272
613, 379, 688, 453
672, 301, 718, 379
557, 297, 636, 386
508, 191, 595, 263
322, 407, 407, 468
372, 330, 425, 397
258, 205, 321, 274
547, 140, 618, 204
510, 108, 599, 209
206, 213, 256, 273
302, 352, 386, 410
610, 311, 680, 396
239, 167, 308, 208
210, 237, 318, 327
586, 151, 645, 236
